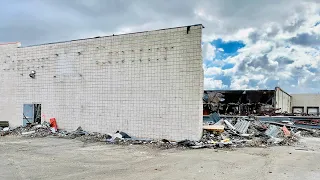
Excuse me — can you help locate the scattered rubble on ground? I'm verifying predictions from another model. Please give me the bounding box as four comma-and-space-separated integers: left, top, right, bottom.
0, 115, 320, 150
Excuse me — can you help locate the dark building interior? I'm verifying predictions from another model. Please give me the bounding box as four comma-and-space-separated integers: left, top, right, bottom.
203, 90, 276, 115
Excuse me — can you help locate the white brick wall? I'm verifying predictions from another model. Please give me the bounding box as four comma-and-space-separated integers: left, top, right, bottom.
0, 25, 203, 141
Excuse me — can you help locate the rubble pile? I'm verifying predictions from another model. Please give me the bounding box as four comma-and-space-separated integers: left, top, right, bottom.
100, 117, 320, 149
300, 130, 320, 137
198, 117, 320, 148
0, 117, 319, 150
0, 122, 52, 137
57, 127, 110, 142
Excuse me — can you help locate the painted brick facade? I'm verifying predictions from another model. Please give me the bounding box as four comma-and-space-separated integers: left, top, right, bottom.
0, 25, 203, 141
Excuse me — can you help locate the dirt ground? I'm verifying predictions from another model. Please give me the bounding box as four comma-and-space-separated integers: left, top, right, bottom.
0, 136, 319, 180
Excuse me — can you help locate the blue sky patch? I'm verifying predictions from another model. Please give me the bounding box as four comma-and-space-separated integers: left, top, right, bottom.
265, 79, 280, 88
248, 79, 259, 87
222, 63, 235, 70
203, 39, 244, 88
211, 38, 245, 60
306, 65, 317, 73
215, 75, 232, 87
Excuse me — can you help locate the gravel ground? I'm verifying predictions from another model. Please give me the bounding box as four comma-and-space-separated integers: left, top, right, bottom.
0, 136, 319, 180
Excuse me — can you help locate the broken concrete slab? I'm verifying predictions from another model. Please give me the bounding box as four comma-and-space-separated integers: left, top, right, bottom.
112, 133, 123, 140
34, 124, 43, 128
22, 131, 36, 135
267, 137, 283, 144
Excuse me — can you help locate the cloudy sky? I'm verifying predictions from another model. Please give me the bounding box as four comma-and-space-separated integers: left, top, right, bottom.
1, 0, 320, 93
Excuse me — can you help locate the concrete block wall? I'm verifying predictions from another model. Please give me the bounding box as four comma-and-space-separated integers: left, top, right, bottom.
291, 94, 320, 114
0, 43, 20, 126
0, 24, 204, 141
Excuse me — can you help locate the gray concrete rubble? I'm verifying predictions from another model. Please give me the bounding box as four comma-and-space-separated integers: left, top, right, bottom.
0, 116, 319, 150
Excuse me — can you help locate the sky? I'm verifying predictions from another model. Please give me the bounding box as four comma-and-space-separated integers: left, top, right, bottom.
1, 0, 320, 93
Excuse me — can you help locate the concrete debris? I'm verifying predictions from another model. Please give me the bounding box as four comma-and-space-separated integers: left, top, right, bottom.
112, 133, 123, 141
267, 137, 283, 144
196, 115, 320, 149
118, 131, 131, 139
50, 128, 56, 133
0, 114, 319, 150
300, 130, 320, 137
73, 126, 87, 136
42, 121, 51, 128
34, 124, 43, 128
22, 131, 36, 135
178, 140, 196, 147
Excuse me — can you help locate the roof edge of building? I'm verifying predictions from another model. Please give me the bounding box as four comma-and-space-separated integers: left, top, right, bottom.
21, 24, 204, 48
275, 86, 291, 97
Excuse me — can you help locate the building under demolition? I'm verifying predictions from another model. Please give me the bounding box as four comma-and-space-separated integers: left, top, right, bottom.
204, 87, 320, 116
203, 87, 290, 116
0, 24, 204, 141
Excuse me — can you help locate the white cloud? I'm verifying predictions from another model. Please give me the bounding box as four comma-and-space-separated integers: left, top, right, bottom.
204, 78, 227, 90
230, 77, 250, 90
194, 8, 214, 22
204, 66, 222, 76
202, 42, 216, 60
212, 1, 320, 93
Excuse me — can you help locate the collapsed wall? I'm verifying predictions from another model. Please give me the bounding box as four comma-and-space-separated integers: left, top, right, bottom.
0, 24, 204, 141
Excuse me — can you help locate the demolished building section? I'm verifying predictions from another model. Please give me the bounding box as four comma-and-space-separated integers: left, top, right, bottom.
203, 87, 320, 131
0, 24, 204, 141
204, 87, 293, 116
204, 87, 320, 117
203, 89, 279, 116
